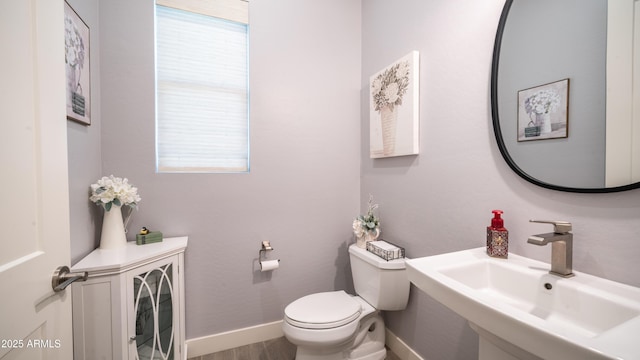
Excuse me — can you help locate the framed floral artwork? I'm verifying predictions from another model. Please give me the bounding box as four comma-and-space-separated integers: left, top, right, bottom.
517, 79, 569, 141
369, 51, 420, 158
64, 1, 91, 125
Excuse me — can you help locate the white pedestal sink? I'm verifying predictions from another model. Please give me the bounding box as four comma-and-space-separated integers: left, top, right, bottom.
406, 248, 640, 360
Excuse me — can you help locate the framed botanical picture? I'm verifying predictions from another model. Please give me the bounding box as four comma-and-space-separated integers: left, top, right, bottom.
64, 1, 91, 125
369, 51, 420, 158
517, 79, 569, 141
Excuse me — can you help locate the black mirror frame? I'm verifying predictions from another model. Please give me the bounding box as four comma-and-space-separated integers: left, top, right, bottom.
491, 0, 640, 193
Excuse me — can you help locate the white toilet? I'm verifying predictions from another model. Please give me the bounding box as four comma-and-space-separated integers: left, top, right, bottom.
282, 244, 410, 360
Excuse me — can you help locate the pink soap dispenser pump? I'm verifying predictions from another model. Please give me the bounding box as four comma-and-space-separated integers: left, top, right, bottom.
487, 210, 508, 258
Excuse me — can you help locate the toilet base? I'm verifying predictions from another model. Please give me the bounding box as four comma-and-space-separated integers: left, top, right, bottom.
350, 348, 386, 360
295, 347, 386, 360
292, 313, 386, 360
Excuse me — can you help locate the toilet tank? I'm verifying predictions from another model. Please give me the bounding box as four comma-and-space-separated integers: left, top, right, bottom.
348, 244, 409, 311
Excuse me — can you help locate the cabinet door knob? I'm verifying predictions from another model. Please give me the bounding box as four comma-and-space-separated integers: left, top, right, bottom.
129, 336, 136, 343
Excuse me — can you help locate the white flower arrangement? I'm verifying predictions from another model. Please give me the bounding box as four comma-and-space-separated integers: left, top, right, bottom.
64, 15, 84, 69
64, 14, 85, 72
371, 60, 411, 112
90, 175, 141, 211
353, 195, 380, 237
524, 89, 561, 115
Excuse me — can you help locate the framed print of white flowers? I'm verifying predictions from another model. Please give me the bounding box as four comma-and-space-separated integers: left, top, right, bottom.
369, 51, 420, 158
517, 79, 569, 141
64, 1, 91, 125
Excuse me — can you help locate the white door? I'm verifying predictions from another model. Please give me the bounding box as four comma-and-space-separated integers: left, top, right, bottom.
0, 0, 73, 359
606, 0, 640, 186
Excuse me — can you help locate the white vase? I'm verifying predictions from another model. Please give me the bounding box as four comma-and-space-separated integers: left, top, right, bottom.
99, 205, 127, 249
356, 228, 381, 248
66, 63, 77, 107
380, 105, 398, 156
535, 112, 552, 134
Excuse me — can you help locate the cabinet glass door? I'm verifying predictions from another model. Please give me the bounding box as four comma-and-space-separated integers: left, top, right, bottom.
133, 263, 174, 360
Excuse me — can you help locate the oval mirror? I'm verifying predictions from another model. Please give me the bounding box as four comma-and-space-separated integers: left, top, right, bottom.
491, 0, 640, 193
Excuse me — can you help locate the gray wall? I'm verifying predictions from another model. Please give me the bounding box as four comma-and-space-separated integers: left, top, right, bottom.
65, 0, 640, 359
362, 1, 640, 359
67, 0, 102, 264
96, 0, 361, 339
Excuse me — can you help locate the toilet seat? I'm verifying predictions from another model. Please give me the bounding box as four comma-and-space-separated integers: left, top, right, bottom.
284, 291, 362, 329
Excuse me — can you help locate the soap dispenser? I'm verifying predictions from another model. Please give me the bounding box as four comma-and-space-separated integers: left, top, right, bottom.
487, 210, 508, 258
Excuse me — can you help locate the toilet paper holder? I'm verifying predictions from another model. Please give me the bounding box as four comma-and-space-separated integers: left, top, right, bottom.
258, 241, 280, 272
259, 241, 278, 262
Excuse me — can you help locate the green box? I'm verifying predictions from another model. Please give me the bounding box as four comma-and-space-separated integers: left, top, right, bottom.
136, 231, 163, 245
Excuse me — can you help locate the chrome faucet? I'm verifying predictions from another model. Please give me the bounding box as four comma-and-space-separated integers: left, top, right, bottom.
527, 220, 574, 277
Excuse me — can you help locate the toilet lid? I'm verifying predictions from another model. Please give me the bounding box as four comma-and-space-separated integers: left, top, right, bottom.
284, 291, 362, 329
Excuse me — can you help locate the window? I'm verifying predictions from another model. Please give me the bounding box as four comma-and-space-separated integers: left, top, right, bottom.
156, 0, 249, 173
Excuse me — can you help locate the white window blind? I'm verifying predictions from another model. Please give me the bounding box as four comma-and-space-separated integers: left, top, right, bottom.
156, 4, 249, 173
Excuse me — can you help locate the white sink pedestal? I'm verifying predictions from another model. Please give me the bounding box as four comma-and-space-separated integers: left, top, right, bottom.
469, 323, 542, 360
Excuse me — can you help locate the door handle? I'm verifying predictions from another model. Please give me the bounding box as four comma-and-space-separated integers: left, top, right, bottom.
52, 265, 88, 292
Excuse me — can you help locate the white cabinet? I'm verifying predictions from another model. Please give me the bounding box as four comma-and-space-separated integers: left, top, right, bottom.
71, 237, 188, 360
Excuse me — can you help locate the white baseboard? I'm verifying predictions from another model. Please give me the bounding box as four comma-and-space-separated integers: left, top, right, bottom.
186, 322, 423, 360
186, 320, 284, 358
385, 329, 425, 360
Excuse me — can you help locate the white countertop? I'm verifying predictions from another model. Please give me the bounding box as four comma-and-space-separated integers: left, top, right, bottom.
72, 236, 188, 276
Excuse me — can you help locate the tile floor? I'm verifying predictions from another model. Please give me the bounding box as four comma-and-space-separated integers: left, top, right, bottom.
187, 336, 401, 360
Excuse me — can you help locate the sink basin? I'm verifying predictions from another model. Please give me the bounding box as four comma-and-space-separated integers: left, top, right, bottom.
406, 248, 640, 360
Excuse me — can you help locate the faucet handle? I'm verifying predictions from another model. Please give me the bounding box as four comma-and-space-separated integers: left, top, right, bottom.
529, 220, 572, 234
